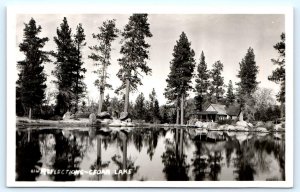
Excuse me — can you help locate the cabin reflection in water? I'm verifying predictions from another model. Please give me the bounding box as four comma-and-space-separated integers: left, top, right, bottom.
16, 127, 285, 181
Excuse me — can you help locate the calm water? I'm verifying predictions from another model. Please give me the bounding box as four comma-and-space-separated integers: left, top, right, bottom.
16, 126, 285, 181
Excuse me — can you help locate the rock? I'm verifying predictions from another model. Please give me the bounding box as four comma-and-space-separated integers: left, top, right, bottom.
202, 122, 209, 128
256, 121, 265, 127
63, 111, 71, 120
97, 111, 112, 119
120, 112, 129, 121
247, 122, 254, 128
227, 125, 235, 131
235, 126, 249, 132
195, 121, 203, 128
265, 121, 274, 129
236, 121, 248, 127
125, 118, 132, 122
256, 127, 268, 133
101, 118, 112, 124
208, 122, 218, 130
89, 113, 96, 124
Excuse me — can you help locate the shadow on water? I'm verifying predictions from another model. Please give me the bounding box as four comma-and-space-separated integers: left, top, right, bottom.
16, 126, 285, 181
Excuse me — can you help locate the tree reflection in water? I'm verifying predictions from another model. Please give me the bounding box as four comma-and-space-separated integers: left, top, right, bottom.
145, 128, 160, 160
89, 134, 110, 180
191, 140, 208, 181
111, 131, 139, 181
51, 130, 83, 181
161, 128, 190, 181
16, 130, 42, 181
15, 127, 285, 181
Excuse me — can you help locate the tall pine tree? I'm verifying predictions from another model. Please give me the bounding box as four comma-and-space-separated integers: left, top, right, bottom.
73, 23, 87, 113
195, 51, 210, 111
53, 17, 76, 115
268, 33, 285, 117
226, 80, 235, 105
16, 18, 50, 119
149, 88, 160, 123
116, 14, 152, 115
237, 47, 259, 121
164, 32, 195, 125
209, 60, 225, 103
53, 17, 86, 115
134, 92, 146, 120
89, 19, 119, 115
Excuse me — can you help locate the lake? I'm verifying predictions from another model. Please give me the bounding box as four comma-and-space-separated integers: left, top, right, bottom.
16, 126, 285, 181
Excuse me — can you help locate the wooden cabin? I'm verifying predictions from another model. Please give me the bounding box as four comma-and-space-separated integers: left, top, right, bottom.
193, 103, 240, 122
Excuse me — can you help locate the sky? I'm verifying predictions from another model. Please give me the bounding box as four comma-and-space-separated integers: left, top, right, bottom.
16, 14, 285, 105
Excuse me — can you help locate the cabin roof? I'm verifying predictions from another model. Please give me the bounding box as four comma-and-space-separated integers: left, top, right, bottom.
206, 104, 227, 115
226, 104, 241, 116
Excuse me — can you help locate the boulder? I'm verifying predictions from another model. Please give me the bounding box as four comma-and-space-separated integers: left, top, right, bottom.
120, 112, 129, 121
227, 125, 235, 131
236, 121, 248, 127
235, 126, 249, 132
256, 121, 265, 127
247, 122, 254, 128
195, 121, 203, 128
89, 113, 96, 124
97, 111, 112, 119
265, 121, 274, 130
63, 111, 71, 120
256, 127, 268, 133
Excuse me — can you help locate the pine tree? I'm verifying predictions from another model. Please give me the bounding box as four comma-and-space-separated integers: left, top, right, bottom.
148, 88, 160, 122
134, 92, 146, 120
16, 18, 50, 119
237, 47, 259, 121
226, 80, 235, 105
73, 23, 87, 113
209, 60, 225, 103
268, 33, 285, 117
195, 51, 210, 111
237, 47, 259, 99
164, 32, 196, 125
52, 17, 78, 115
89, 19, 119, 115
116, 14, 152, 114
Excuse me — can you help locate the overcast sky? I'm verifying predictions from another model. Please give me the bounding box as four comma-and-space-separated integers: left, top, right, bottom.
16, 14, 285, 105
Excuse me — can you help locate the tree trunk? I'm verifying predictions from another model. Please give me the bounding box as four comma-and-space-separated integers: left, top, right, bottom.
180, 94, 184, 125
124, 79, 130, 113
280, 103, 284, 119
123, 134, 127, 170
28, 107, 32, 119
98, 90, 104, 115
239, 110, 244, 121
179, 128, 183, 159
176, 107, 179, 125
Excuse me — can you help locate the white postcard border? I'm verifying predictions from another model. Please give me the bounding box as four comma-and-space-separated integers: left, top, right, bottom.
6, 5, 294, 188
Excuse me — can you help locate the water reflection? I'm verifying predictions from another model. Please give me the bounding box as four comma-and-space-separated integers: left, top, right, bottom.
16, 127, 285, 181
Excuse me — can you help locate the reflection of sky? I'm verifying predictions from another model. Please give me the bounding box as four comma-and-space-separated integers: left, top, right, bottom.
16, 14, 284, 104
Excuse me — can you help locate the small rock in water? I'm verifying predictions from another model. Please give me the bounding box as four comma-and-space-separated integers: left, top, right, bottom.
89, 113, 96, 124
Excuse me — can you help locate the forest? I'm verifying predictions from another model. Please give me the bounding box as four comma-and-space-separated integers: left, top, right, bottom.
16, 14, 285, 125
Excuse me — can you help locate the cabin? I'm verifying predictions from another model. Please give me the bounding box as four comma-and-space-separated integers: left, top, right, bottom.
193, 103, 240, 122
